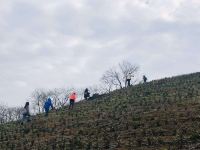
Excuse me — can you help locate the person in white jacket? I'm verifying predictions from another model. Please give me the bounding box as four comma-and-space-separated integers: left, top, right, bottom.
126, 73, 134, 87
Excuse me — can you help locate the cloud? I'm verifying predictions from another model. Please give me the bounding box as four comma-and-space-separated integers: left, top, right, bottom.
14, 80, 28, 87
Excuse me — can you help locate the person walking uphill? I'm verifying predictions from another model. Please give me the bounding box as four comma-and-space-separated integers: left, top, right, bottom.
143, 75, 147, 83
84, 88, 90, 100
22, 102, 31, 122
44, 97, 54, 117
69, 92, 77, 109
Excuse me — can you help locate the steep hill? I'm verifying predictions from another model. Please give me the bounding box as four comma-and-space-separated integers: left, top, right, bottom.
1, 72, 200, 150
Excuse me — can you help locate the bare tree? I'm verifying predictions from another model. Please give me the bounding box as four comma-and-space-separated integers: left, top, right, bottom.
0, 104, 7, 124
13, 107, 24, 121
31, 87, 77, 113
0, 104, 23, 124
6, 107, 14, 122
101, 67, 122, 92
89, 85, 104, 95
101, 72, 114, 93
48, 89, 60, 108
119, 61, 139, 87
47, 88, 72, 108
101, 61, 139, 91
31, 89, 47, 114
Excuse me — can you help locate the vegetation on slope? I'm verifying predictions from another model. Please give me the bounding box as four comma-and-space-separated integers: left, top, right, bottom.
1, 72, 200, 150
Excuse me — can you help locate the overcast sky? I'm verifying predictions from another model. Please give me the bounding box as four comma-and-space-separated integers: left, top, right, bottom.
0, 0, 199, 106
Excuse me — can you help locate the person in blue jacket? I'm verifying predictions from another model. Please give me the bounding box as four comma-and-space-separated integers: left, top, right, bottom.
44, 97, 54, 117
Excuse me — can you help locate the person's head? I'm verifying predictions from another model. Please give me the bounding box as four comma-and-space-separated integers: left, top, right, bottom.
47, 97, 52, 102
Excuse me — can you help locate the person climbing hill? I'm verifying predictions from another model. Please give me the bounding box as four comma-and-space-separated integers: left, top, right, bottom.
143, 75, 147, 83
44, 97, 54, 117
69, 91, 77, 109
84, 88, 90, 100
22, 102, 31, 122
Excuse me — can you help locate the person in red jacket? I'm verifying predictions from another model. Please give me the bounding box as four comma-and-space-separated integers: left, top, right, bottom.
69, 91, 77, 109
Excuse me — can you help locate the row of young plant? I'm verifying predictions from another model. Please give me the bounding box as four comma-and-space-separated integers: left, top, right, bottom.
1, 72, 200, 149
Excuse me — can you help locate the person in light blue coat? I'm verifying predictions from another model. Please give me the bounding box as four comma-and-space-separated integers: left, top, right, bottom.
44, 97, 54, 117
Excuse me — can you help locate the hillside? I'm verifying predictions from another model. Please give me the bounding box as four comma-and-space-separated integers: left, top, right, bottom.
1, 72, 200, 150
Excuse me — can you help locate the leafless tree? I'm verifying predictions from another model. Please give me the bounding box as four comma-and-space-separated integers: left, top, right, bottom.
31, 87, 77, 113
31, 89, 47, 113
119, 61, 139, 87
89, 85, 104, 95
47, 88, 72, 108
0, 104, 23, 124
101, 61, 139, 91
13, 107, 24, 120
48, 89, 60, 108
0, 104, 7, 124
6, 107, 14, 122
101, 67, 121, 92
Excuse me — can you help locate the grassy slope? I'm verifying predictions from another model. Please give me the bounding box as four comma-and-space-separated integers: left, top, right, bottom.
1, 72, 200, 150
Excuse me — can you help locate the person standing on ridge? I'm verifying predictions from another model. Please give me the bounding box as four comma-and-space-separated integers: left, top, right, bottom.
126, 72, 134, 87
44, 97, 54, 117
22, 102, 31, 122
143, 75, 147, 83
84, 88, 90, 100
69, 91, 77, 109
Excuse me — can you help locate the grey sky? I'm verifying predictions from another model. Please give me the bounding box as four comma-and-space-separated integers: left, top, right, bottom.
0, 0, 199, 106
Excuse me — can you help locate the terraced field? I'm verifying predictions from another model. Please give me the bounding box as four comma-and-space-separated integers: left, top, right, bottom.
1, 72, 200, 150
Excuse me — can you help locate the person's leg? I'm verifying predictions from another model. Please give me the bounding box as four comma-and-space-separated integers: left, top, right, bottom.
69, 100, 72, 109
71, 100, 74, 109
70, 100, 74, 109
45, 108, 49, 117
22, 113, 26, 121
127, 79, 130, 86
21, 114, 26, 125
24, 114, 30, 122
27, 115, 31, 122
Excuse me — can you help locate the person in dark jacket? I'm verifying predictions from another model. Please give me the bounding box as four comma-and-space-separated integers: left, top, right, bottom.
44, 98, 54, 117
22, 102, 30, 122
143, 75, 147, 83
84, 88, 90, 100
